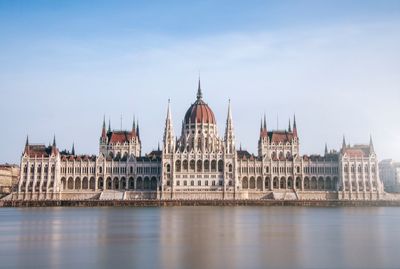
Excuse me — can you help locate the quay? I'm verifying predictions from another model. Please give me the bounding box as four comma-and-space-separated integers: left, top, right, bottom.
2, 199, 400, 208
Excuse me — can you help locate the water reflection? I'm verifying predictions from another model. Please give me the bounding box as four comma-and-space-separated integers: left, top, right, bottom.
0, 207, 399, 269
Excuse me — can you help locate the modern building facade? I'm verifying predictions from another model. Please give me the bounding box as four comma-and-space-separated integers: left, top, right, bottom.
379, 159, 400, 192
14, 81, 384, 201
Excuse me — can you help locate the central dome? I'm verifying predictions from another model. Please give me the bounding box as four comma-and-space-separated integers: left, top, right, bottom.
184, 81, 216, 125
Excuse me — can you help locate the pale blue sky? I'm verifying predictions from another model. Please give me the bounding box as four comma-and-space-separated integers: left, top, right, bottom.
1, 0, 400, 163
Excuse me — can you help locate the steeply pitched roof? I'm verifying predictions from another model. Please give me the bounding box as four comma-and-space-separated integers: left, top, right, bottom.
107, 130, 137, 144
268, 131, 295, 143
25, 145, 57, 158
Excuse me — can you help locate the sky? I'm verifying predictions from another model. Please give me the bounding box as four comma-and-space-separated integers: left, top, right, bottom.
0, 0, 400, 164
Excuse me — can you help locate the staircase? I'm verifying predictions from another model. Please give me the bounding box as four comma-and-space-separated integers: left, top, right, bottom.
272, 189, 299, 200
99, 190, 124, 200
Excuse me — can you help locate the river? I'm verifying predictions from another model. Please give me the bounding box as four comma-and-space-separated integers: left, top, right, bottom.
0, 207, 399, 269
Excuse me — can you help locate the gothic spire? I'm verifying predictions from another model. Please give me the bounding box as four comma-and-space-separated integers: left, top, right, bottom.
132, 115, 136, 132
101, 116, 107, 138
225, 99, 234, 144
227, 99, 232, 122
52, 135, 56, 147
293, 114, 298, 137
108, 118, 111, 133
260, 117, 263, 132
325, 143, 328, 155
136, 120, 140, 140
263, 114, 267, 130
342, 135, 346, 149
369, 135, 375, 153
197, 77, 203, 100
24, 135, 30, 154
163, 99, 175, 153
288, 119, 292, 132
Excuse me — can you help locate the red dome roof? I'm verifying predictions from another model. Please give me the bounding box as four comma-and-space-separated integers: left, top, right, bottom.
184, 82, 216, 125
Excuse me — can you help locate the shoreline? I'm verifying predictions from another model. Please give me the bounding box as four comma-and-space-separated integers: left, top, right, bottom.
2, 199, 400, 208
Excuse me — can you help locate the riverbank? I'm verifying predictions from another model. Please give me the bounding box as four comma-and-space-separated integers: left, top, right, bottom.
2, 199, 400, 207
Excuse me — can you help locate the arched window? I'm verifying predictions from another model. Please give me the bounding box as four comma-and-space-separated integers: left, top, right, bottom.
182, 160, 188, 171
190, 160, 195, 171
242, 177, 248, 189
228, 164, 233, 173
166, 164, 171, 173
218, 160, 224, 172
175, 160, 181, 172
197, 160, 202, 172
204, 160, 210, 172
211, 160, 217, 172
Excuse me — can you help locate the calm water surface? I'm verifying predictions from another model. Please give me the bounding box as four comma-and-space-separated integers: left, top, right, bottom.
0, 207, 399, 269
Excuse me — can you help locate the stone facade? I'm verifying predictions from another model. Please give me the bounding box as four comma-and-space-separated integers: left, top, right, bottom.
0, 164, 19, 194
12, 81, 384, 201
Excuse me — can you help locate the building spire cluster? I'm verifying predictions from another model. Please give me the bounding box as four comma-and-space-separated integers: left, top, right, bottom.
18, 77, 384, 201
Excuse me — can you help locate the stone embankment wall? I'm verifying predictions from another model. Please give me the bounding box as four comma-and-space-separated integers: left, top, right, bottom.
2, 199, 400, 207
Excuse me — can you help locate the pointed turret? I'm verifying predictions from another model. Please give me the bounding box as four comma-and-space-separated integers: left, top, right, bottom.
260, 114, 268, 138
369, 135, 375, 153
132, 115, 136, 133
163, 99, 175, 154
50, 135, 58, 155
325, 143, 328, 155
263, 114, 267, 130
108, 118, 111, 133
260, 118, 263, 132
24, 135, 29, 154
224, 99, 235, 153
288, 119, 292, 132
101, 116, 107, 138
71, 142, 75, 155
293, 114, 298, 137
197, 77, 203, 100
136, 120, 140, 141
342, 135, 346, 150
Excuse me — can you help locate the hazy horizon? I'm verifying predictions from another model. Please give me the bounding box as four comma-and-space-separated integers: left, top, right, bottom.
1, 0, 399, 164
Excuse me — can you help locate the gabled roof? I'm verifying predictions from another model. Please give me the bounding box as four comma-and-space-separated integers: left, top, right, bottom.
108, 130, 137, 144
25, 145, 57, 158
342, 144, 372, 158
268, 131, 295, 143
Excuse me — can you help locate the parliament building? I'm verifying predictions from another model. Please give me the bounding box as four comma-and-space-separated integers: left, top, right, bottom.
14, 81, 384, 201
